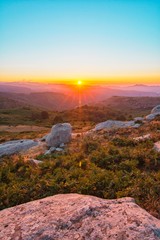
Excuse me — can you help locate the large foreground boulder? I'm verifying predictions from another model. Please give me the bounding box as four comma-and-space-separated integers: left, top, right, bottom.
0, 194, 160, 240
46, 123, 72, 147
0, 139, 38, 158
94, 120, 140, 131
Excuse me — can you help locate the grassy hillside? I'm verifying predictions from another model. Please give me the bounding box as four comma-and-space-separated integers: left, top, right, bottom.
0, 92, 77, 111
98, 96, 160, 117
0, 104, 136, 131
0, 97, 160, 218
0, 107, 51, 126
0, 119, 160, 219
1, 96, 159, 139
1, 95, 160, 128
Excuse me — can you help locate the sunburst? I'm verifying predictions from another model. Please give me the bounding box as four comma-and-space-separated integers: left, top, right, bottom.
77, 80, 82, 86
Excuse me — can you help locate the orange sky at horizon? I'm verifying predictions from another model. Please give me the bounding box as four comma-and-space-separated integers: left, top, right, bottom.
1, 1, 159, 87
0, 74, 160, 86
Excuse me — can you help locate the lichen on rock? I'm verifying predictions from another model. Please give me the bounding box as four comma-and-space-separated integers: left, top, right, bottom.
0, 194, 160, 240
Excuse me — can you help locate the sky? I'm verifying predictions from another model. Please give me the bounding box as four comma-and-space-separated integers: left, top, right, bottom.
0, 0, 160, 84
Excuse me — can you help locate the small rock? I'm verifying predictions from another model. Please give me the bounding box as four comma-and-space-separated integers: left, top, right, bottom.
44, 150, 51, 155
154, 142, 160, 152
133, 134, 151, 141
132, 123, 141, 128
28, 159, 43, 166
50, 147, 56, 152
59, 143, 65, 148
55, 148, 64, 152
134, 117, 144, 122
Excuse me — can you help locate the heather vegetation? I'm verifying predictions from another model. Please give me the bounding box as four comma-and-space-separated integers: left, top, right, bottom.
0, 104, 148, 128
0, 120, 160, 219
0, 105, 132, 142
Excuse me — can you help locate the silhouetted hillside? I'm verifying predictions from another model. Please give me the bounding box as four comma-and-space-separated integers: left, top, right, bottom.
98, 96, 160, 115
0, 92, 78, 110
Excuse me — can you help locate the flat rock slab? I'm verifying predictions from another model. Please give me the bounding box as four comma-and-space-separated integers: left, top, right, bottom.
151, 105, 160, 114
145, 113, 160, 121
94, 120, 140, 131
0, 194, 160, 240
0, 139, 38, 157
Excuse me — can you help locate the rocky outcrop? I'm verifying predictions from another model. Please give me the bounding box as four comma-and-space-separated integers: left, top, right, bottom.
94, 120, 140, 131
92, 104, 160, 131
46, 123, 72, 147
0, 139, 38, 158
0, 194, 160, 240
145, 114, 158, 121
145, 105, 160, 121
0, 123, 71, 158
151, 105, 160, 114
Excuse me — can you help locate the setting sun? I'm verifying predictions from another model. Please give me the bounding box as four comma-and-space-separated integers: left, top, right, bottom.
77, 80, 82, 86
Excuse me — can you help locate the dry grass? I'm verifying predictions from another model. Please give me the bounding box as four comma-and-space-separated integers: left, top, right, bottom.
0, 125, 49, 132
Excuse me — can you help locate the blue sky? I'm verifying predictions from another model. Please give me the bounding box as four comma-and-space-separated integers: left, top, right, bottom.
0, 0, 160, 83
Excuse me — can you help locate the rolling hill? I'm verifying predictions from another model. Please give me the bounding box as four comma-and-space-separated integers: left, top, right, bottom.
0, 92, 78, 110
97, 96, 160, 116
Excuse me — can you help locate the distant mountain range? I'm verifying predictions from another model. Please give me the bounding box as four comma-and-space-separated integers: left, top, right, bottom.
0, 82, 160, 110
0, 82, 70, 94
126, 84, 160, 93
0, 84, 31, 93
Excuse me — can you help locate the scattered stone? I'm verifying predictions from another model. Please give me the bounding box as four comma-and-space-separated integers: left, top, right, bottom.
94, 120, 140, 131
154, 142, 160, 152
0, 140, 38, 158
55, 147, 64, 152
132, 123, 141, 128
46, 123, 72, 147
50, 146, 56, 152
44, 149, 51, 155
0, 194, 160, 240
133, 134, 151, 141
59, 143, 65, 148
44, 146, 62, 155
28, 159, 43, 166
44, 147, 63, 155
134, 117, 144, 122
